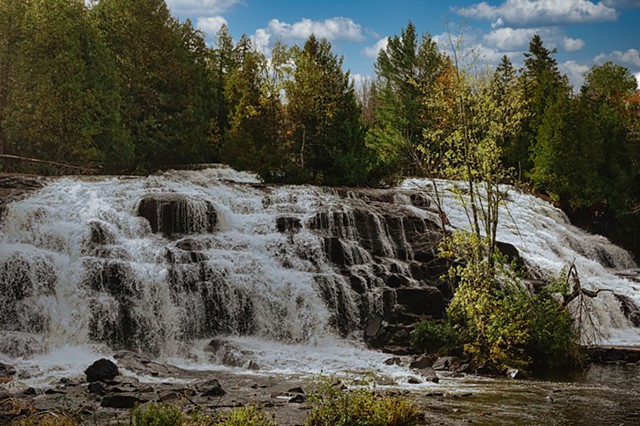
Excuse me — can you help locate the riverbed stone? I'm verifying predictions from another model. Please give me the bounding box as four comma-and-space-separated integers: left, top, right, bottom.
100, 394, 141, 409
199, 379, 226, 397
85, 359, 119, 383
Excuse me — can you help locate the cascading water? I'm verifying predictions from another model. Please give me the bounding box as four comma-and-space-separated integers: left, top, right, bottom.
1, 167, 640, 382
0, 166, 448, 379
403, 178, 640, 346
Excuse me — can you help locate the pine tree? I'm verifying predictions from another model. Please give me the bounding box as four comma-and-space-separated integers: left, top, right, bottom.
2, 0, 132, 171
285, 35, 374, 185
370, 21, 448, 177
92, 0, 215, 170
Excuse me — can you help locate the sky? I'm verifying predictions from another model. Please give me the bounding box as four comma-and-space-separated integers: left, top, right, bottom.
165, 0, 640, 89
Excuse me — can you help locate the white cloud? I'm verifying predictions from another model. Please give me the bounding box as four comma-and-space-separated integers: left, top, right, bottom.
595, 48, 640, 68
196, 15, 227, 36
454, 0, 618, 26
265, 17, 365, 42
562, 37, 585, 52
351, 73, 372, 90
561, 60, 590, 89
635, 72, 640, 86
483, 27, 543, 50
166, 0, 243, 15
250, 28, 271, 53
362, 37, 389, 59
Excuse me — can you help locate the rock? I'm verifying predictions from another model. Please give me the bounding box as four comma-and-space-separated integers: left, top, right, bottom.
507, 368, 524, 379
417, 367, 439, 383
384, 357, 402, 366
88, 382, 108, 395
407, 376, 422, 384
243, 360, 261, 371
410, 355, 433, 369
85, 359, 119, 383
100, 394, 141, 409
394, 287, 446, 318
200, 379, 226, 397
288, 394, 306, 403
432, 356, 462, 372
364, 314, 384, 339
0, 362, 16, 378
276, 216, 302, 234
287, 387, 305, 394
22, 387, 37, 396
136, 194, 217, 235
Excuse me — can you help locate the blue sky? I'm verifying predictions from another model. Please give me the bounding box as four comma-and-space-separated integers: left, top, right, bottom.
166, 0, 640, 88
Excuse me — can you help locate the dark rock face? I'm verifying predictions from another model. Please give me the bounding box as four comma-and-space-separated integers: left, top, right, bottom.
85, 359, 119, 383
136, 194, 217, 235
199, 379, 226, 397
100, 394, 141, 409
0, 362, 16, 378
0, 175, 45, 220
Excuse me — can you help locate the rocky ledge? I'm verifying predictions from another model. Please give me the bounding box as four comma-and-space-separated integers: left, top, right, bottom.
0, 350, 480, 425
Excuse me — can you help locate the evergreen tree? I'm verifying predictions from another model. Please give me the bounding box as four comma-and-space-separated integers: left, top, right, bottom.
517, 34, 565, 175
92, 0, 216, 170
370, 22, 448, 177
285, 35, 374, 185
2, 0, 132, 171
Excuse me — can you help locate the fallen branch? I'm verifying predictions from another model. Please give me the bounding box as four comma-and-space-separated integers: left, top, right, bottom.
0, 154, 97, 173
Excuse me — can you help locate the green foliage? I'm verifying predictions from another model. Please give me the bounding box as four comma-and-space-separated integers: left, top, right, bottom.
440, 231, 583, 372
370, 22, 449, 177
410, 318, 460, 354
131, 403, 186, 426
213, 405, 277, 426
305, 376, 420, 426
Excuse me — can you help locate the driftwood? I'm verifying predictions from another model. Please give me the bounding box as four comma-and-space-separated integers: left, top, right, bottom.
0, 154, 97, 173
562, 261, 612, 344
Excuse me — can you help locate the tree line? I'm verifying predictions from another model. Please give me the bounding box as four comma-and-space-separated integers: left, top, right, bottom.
1, 0, 639, 251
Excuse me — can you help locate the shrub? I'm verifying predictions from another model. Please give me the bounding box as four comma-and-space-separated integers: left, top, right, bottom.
213, 404, 277, 426
410, 318, 460, 354
11, 412, 77, 426
131, 403, 185, 426
304, 376, 420, 426
439, 231, 583, 373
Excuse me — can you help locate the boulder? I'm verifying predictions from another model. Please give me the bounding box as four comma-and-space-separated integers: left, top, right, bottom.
410, 355, 433, 370
199, 379, 226, 397
394, 287, 447, 318
136, 194, 216, 235
85, 359, 119, 383
432, 356, 462, 372
417, 367, 439, 383
100, 394, 141, 409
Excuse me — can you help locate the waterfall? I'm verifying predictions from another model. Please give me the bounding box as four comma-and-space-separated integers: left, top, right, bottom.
403, 179, 640, 346
1, 167, 639, 377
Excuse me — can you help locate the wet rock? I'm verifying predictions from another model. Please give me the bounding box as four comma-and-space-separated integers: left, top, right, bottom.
0, 362, 16, 378
395, 287, 446, 318
88, 382, 108, 395
199, 379, 226, 397
287, 387, 305, 394
289, 394, 306, 403
410, 355, 433, 370
432, 356, 462, 372
22, 388, 37, 396
417, 367, 439, 383
276, 216, 302, 234
244, 360, 261, 371
407, 376, 422, 384
507, 368, 524, 379
384, 357, 402, 366
100, 394, 141, 409
136, 194, 217, 235
85, 359, 119, 383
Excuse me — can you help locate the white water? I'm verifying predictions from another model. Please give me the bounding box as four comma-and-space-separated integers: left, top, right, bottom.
403, 179, 640, 346
1, 167, 639, 385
